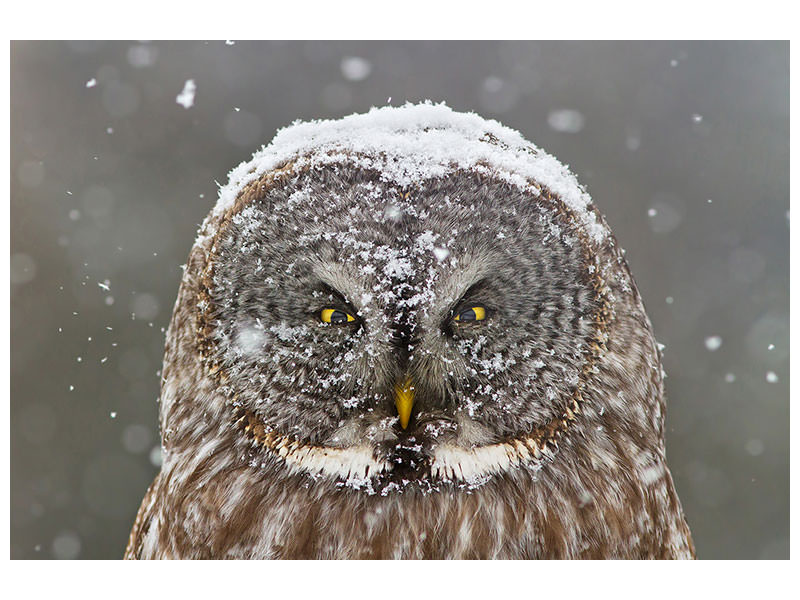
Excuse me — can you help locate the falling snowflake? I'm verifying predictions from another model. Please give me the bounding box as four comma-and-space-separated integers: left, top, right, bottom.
176, 79, 197, 109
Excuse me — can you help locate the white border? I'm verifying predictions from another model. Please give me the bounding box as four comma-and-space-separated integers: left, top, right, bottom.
2, 5, 795, 598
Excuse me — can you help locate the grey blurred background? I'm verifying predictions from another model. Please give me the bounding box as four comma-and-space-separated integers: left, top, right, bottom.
10, 40, 788, 559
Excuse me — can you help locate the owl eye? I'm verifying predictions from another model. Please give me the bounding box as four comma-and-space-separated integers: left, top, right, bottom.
453, 306, 487, 323
320, 308, 356, 324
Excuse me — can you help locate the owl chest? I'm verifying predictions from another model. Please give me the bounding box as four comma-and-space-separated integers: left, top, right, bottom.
231, 489, 517, 559
149, 441, 690, 559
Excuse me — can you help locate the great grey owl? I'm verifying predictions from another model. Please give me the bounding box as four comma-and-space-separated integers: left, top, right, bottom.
126, 102, 694, 559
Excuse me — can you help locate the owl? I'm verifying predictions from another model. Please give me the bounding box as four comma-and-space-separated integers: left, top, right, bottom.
125, 102, 695, 559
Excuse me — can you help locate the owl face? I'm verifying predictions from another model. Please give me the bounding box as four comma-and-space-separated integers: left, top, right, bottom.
200, 164, 605, 491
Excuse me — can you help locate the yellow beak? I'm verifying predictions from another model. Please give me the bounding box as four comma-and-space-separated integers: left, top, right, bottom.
394, 377, 415, 429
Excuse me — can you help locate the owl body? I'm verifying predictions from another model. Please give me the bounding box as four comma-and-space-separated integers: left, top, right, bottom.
126, 103, 694, 559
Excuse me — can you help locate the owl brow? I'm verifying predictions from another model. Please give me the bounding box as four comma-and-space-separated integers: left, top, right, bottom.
314, 281, 358, 313
310, 261, 369, 309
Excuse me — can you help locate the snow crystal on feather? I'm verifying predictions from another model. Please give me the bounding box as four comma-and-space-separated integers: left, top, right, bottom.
203, 102, 605, 245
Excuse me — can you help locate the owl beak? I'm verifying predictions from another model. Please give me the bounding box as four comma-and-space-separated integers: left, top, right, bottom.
394, 377, 415, 429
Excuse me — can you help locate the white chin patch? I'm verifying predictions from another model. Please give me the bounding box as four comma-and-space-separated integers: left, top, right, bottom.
277, 438, 542, 487
430, 441, 543, 484
280, 444, 390, 482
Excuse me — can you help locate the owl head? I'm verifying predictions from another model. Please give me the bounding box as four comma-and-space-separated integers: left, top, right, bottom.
159, 103, 662, 495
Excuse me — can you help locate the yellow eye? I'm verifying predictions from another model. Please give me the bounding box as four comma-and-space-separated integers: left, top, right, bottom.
320, 308, 356, 324
454, 306, 486, 322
